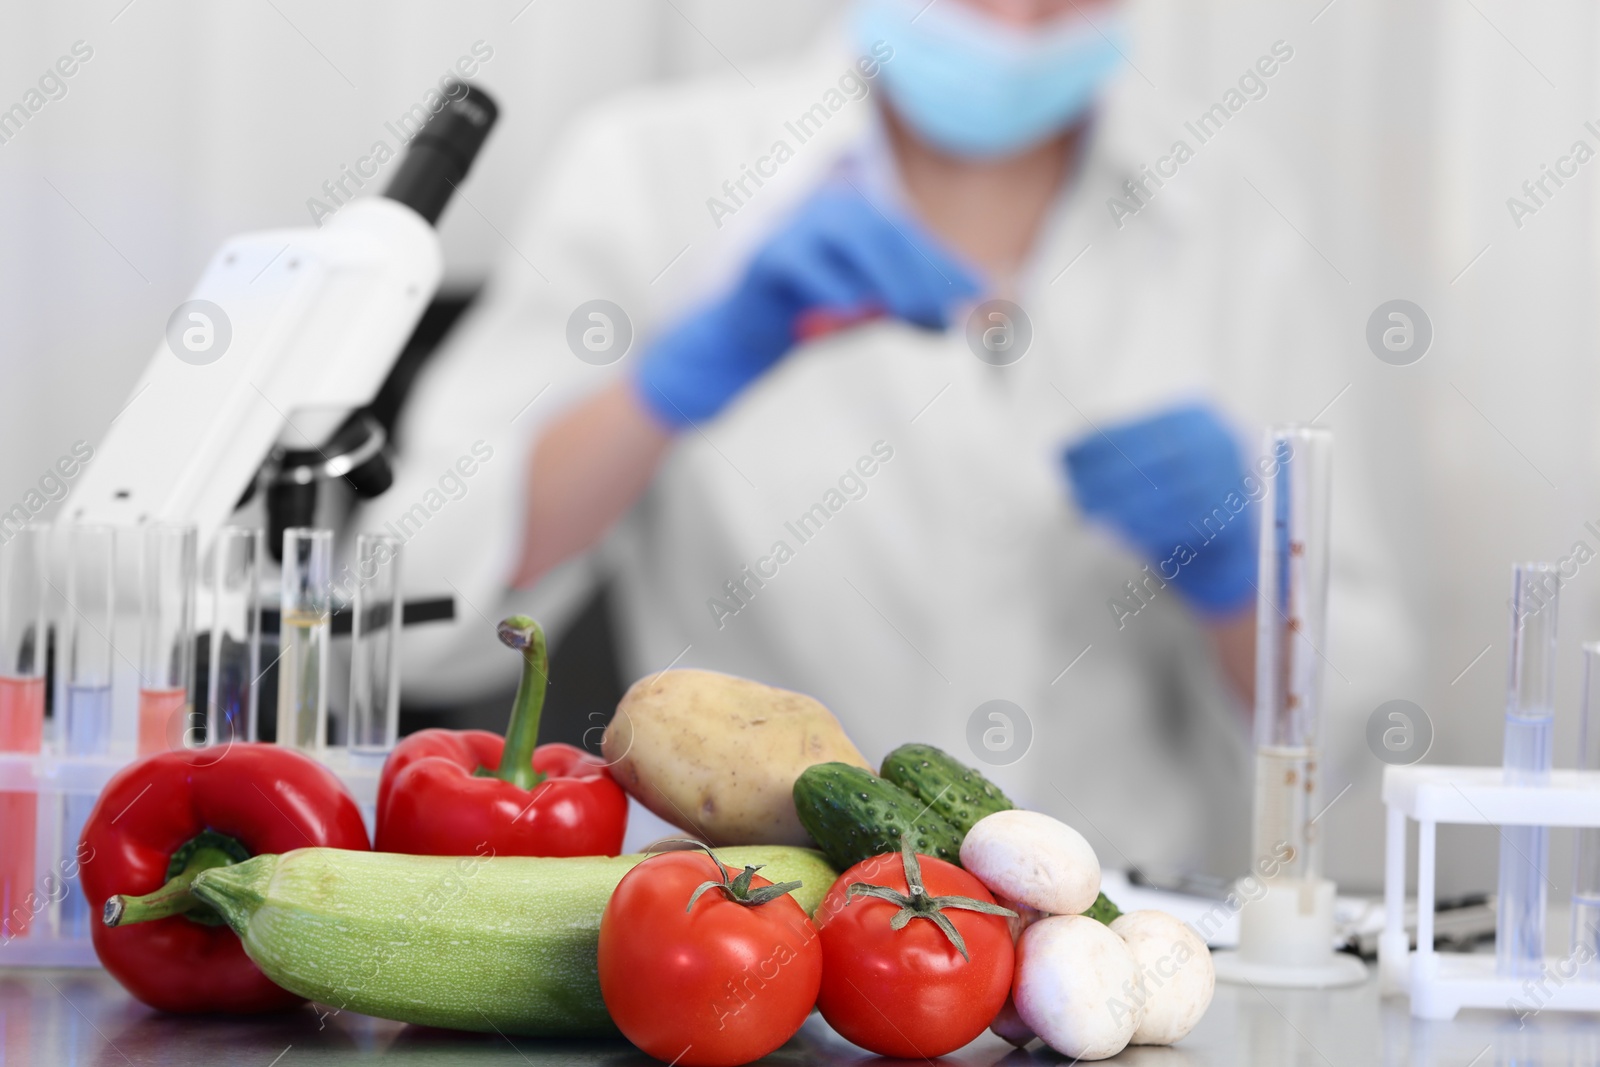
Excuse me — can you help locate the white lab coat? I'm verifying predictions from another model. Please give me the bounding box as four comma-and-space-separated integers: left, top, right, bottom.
361, 35, 1417, 881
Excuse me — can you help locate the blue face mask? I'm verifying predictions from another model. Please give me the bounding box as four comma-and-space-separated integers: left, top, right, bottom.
854, 0, 1128, 160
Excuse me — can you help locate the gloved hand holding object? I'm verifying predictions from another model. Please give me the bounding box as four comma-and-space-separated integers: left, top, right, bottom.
1063, 404, 1257, 616
633, 185, 980, 428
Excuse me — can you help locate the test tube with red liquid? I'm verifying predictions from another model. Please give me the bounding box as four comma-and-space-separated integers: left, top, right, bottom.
138, 523, 197, 755
0, 525, 47, 939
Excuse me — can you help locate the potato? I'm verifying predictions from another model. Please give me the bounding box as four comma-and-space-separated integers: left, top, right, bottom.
602, 669, 870, 846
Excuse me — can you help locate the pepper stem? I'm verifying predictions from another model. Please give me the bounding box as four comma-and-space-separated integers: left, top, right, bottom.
102, 831, 250, 928
493, 615, 548, 790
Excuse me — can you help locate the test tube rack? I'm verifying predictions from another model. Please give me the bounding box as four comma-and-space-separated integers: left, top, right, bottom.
0, 750, 382, 968
1380, 763, 1600, 1019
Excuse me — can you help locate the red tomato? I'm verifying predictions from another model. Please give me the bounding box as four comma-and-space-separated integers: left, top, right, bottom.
598, 851, 823, 1067
815, 851, 1015, 1058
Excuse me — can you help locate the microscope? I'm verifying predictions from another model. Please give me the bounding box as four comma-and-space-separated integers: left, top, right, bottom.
71, 83, 499, 563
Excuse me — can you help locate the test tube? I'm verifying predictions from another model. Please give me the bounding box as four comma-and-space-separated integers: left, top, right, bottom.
60, 523, 119, 938
137, 523, 198, 756
61, 524, 117, 758
348, 533, 401, 761
207, 526, 262, 746
278, 528, 332, 751
0, 525, 48, 939
1573, 641, 1600, 974
1498, 562, 1558, 978
1250, 425, 1333, 883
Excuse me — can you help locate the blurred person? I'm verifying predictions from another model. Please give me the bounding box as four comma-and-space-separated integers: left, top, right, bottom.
364, 0, 1412, 876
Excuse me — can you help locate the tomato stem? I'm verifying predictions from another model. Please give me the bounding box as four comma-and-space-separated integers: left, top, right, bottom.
493, 616, 549, 791
647, 839, 805, 910
844, 834, 1016, 961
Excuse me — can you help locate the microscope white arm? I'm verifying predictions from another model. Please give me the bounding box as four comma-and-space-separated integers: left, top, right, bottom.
70, 198, 441, 548
69, 82, 498, 553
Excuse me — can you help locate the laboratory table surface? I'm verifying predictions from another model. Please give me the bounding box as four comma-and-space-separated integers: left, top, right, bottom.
4, 963, 1598, 1067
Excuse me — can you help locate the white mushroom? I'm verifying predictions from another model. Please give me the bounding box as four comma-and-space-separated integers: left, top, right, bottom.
988, 893, 1044, 1047
1013, 914, 1140, 1061
959, 810, 1101, 915
1111, 910, 1215, 1045
997, 892, 1047, 941
988, 996, 1035, 1047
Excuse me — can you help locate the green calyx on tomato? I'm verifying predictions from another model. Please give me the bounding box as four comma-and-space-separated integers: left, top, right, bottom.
650, 839, 805, 910
599, 843, 824, 1067
844, 833, 1015, 960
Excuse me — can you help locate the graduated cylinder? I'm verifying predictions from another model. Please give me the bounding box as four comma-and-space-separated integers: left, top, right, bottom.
1250, 425, 1333, 887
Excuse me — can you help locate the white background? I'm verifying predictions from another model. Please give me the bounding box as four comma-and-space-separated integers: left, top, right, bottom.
2, 0, 1598, 895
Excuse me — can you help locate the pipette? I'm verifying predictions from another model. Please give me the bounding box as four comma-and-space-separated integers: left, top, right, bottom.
1498, 562, 1557, 977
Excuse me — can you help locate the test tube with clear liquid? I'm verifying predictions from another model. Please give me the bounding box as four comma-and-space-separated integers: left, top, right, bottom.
1572, 641, 1600, 975
347, 533, 401, 763
1250, 426, 1333, 884
278, 528, 332, 751
59, 524, 119, 938
206, 527, 262, 746
0, 525, 48, 939
137, 523, 198, 756
1498, 562, 1558, 978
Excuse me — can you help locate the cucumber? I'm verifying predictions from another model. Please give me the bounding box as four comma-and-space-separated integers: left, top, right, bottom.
793, 762, 965, 871
880, 743, 1014, 835
190, 845, 834, 1036
1083, 891, 1123, 926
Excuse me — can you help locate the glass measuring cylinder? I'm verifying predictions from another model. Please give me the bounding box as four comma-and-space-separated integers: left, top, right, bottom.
0, 525, 48, 939
278, 528, 332, 751
1250, 425, 1333, 884
1498, 561, 1559, 978
138, 523, 198, 756
206, 526, 262, 747
347, 533, 401, 760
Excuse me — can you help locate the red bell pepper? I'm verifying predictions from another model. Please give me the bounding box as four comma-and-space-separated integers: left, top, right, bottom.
375, 615, 628, 857
83, 743, 370, 1014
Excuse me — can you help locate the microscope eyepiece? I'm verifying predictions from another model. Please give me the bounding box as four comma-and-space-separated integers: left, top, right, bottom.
382, 80, 499, 227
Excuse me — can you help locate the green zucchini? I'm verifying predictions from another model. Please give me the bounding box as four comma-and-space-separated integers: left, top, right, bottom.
793, 762, 965, 871
879, 743, 1014, 835
190, 845, 835, 1036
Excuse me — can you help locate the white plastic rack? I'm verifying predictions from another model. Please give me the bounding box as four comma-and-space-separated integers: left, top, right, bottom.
1381, 764, 1600, 1019
0, 751, 380, 967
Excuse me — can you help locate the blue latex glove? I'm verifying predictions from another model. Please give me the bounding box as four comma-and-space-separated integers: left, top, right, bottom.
1063, 404, 1257, 616
633, 185, 980, 428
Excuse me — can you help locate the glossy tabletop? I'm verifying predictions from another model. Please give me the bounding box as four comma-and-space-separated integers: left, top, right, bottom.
2, 963, 1597, 1067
